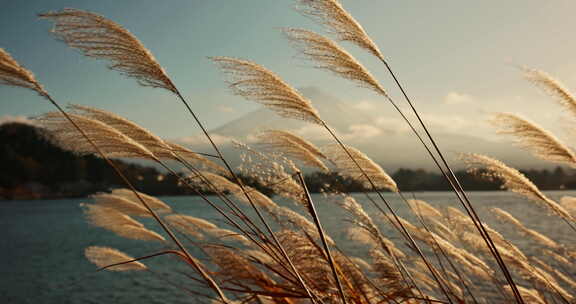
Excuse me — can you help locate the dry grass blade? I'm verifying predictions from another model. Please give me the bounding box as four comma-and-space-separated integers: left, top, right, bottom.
461, 153, 574, 224
295, 0, 384, 60
324, 144, 398, 192
491, 113, 576, 166
111, 188, 172, 212
39, 8, 176, 93
210, 56, 322, 124
284, 28, 388, 97
85, 246, 147, 271
257, 129, 328, 172
0, 48, 47, 96
523, 67, 576, 118
36, 112, 157, 160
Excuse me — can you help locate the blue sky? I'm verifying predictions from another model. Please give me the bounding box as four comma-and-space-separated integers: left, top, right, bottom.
2, 1, 576, 152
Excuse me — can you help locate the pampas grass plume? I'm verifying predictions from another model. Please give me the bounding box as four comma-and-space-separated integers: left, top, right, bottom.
283, 28, 388, 97
295, 0, 384, 60
85, 246, 147, 271
210, 56, 322, 124
491, 113, 576, 167
0, 48, 47, 96
324, 144, 398, 192
39, 9, 176, 93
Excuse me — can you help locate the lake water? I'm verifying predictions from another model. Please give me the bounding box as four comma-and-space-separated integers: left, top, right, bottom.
1, 191, 575, 303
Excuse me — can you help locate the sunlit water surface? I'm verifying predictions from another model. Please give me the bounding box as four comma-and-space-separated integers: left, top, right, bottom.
1, 191, 574, 303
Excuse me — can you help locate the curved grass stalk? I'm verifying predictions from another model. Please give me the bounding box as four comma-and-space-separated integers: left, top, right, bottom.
211, 56, 454, 302
0, 47, 230, 303
288, 2, 526, 298
39, 10, 316, 300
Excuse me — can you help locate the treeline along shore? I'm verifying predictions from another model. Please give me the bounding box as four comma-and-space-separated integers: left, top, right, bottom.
1, 122, 574, 200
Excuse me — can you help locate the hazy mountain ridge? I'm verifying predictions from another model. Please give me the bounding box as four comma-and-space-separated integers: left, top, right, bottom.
200, 87, 553, 171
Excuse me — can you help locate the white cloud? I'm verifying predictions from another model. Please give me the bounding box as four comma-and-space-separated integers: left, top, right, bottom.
443, 92, 474, 105
352, 100, 377, 111
0, 115, 35, 126
217, 105, 235, 113
341, 124, 382, 141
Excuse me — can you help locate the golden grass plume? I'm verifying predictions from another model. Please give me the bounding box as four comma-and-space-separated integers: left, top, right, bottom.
324, 144, 398, 192
0, 48, 47, 96
523, 67, 576, 118
491, 112, 576, 167
461, 153, 574, 223
85, 246, 147, 271
36, 112, 157, 160
39, 8, 176, 93
295, 0, 384, 60
210, 56, 322, 124
257, 129, 329, 172
283, 28, 387, 97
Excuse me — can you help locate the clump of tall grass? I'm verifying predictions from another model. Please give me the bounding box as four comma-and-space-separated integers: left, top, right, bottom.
1, 1, 575, 303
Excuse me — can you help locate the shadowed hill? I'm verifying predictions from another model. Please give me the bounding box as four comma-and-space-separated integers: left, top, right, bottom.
1, 122, 574, 200
0, 122, 187, 200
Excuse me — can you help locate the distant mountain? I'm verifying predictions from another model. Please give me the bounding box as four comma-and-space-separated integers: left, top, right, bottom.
196, 87, 553, 172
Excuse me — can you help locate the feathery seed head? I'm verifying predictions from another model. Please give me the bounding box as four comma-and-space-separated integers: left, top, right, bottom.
36, 112, 157, 160
39, 8, 176, 93
82, 203, 165, 241
210, 56, 322, 124
82, 203, 144, 229
257, 129, 329, 172
165, 214, 217, 230
523, 67, 576, 118
324, 144, 398, 192
0, 48, 48, 96
461, 153, 573, 221
560, 196, 576, 216
284, 28, 388, 97
85, 246, 147, 271
166, 141, 228, 175
164, 214, 204, 239
110, 188, 172, 213
295, 0, 384, 60
91, 193, 151, 217
406, 199, 442, 218
491, 112, 576, 166
68, 104, 177, 158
